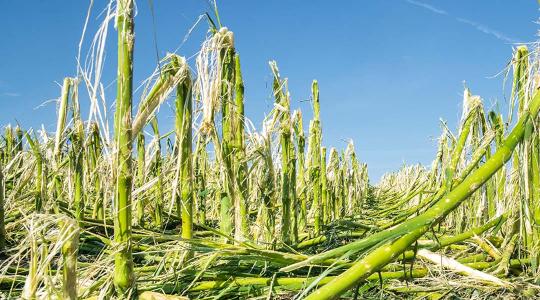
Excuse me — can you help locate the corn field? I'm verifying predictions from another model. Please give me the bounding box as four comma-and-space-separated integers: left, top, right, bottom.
1, 1, 540, 299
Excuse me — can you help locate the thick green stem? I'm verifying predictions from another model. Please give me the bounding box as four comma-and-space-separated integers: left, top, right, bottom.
54, 78, 72, 157
53, 78, 73, 210
72, 120, 85, 222
150, 118, 163, 228
193, 137, 208, 225
293, 111, 307, 232
234, 54, 249, 240
260, 134, 276, 246
329, 148, 340, 219
270, 61, 293, 244
218, 33, 236, 241
280, 129, 292, 244
173, 56, 193, 240
310, 80, 322, 233
113, 0, 135, 295
308, 120, 321, 234
89, 123, 104, 220
290, 152, 298, 244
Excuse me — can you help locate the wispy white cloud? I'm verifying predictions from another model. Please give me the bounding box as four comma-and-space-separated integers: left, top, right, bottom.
1, 92, 21, 97
456, 18, 517, 43
406, 0, 447, 15
405, 0, 518, 43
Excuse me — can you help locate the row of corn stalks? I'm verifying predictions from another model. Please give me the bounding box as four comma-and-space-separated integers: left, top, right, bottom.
1, 1, 540, 299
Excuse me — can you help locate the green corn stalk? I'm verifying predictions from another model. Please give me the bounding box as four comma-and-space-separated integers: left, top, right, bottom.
307, 120, 320, 234
22, 230, 39, 299
489, 111, 507, 211
530, 123, 540, 225
531, 131, 540, 233
54, 78, 72, 157
302, 87, 540, 300
466, 108, 485, 228
478, 110, 495, 220
136, 132, 146, 226
309, 80, 322, 234
217, 30, 236, 241
26, 133, 43, 212
338, 151, 347, 219
249, 131, 276, 246
194, 136, 208, 225
346, 141, 362, 214
150, 118, 164, 228
531, 149, 540, 248
2, 125, 18, 202
293, 110, 307, 232
444, 89, 478, 191
15, 125, 23, 155
270, 61, 293, 244
328, 148, 340, 219
511, 46, 529, 121
505, 46, 531, 257
261, 133, 277, 246
290, 149, 298, 244
320, 147, 328, 225
233, 53, 249, 240
219, 191, 233, 241
89, 122, 104, 220
510, 47, 527, 229
172, 55, 193, 240
61, 219, 79, 300
113, 0, 135, 294
513, 47, 537, 244
505, 156, 521, 250
514, 46, 540, 269
3, 125, 19, 198
71, 89, 85, 222
429, 130, 448, 189
3, 125, 13, 165
53, 78, 73, 210
71, 121, 85, 222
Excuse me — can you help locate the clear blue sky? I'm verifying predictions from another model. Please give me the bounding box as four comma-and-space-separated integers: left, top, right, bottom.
0, 1, 538, 180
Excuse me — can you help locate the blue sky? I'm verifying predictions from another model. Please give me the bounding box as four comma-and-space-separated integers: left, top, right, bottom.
0, 1, 538, 180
